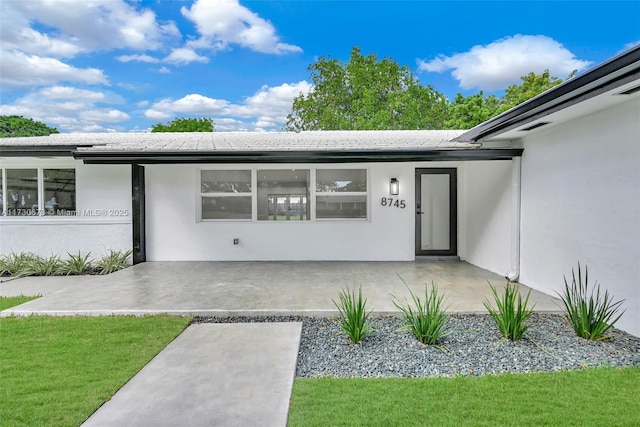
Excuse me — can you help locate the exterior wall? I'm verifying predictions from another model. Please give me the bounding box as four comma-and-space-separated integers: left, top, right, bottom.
519, 98, 640, 336
460, 160, 513, 277
145, 161, 513, 269
0, 157, 132, 258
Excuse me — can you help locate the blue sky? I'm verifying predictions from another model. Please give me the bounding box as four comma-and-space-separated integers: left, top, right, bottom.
1, 0, 638, 132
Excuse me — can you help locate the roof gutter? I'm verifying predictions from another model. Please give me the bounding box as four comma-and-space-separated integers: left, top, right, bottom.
454, 45, 640, 143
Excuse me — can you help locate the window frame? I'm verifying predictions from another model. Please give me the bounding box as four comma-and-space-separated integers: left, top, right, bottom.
198, 169, 254, 222
314, 168, 369, 221
198, 167, 370, 223
1, 167, 76, 218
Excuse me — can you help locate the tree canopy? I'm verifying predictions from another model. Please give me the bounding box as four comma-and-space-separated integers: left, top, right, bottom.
151, 117, 214, 132
445, 70, 569, 129
284, 47, 448, 132
286, 47, 574, 131
0, 115, 59, 138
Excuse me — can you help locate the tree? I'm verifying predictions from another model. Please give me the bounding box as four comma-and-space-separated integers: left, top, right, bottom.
0, 115, 59, 137
284, 47, 448, 131
444, 92, 501, 129
499, 69, 569, 113
444, 70, 573, 129
151, 117, 214, 132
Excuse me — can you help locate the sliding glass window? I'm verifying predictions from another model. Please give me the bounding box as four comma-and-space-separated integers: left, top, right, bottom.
200, 170, 252, 220
316, 169, 367, 219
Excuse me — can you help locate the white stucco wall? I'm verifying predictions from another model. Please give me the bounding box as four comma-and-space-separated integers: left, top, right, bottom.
145, 161, 512, 267
146, 162, 415, 261
460, 160, 513, 277
0, 158, 132, 258
519, 98, 640, 336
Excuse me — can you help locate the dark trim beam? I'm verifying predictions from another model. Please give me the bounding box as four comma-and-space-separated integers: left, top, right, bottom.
0, 146, 80, 157
74, 148, 523, 164
131, 163, 146, 265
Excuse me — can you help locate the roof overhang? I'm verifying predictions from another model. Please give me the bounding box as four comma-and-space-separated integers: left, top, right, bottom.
73, 148, 523, 164
454, 45, 640, 143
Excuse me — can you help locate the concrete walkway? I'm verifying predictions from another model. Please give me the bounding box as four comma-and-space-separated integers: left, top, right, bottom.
81, 322, 302, 427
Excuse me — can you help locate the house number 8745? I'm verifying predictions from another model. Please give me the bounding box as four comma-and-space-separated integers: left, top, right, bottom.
381, 197, 406, 209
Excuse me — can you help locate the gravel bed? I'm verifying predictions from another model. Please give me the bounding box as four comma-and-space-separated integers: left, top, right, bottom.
193, 314, 640, 378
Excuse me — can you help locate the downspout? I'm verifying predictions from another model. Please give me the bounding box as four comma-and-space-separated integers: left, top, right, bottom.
507, 156, 522, 282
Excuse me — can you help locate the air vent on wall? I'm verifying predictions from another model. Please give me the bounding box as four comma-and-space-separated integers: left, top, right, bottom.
519, 122, 551, 132
616, 85, 640, 95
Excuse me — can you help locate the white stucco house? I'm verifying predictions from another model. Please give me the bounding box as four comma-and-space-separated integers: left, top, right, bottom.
1, 46, 638, 335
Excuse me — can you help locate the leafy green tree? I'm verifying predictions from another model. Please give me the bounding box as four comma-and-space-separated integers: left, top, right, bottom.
499, 69, 569, 113
445, 92, 501, 129
284, 47, 448, 131
445, 70, 573, 129
151, 117, 214, 132
0, 116, 59, 137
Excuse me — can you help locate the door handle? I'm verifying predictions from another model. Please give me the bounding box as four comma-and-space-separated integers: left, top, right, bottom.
417, 211, 424, 215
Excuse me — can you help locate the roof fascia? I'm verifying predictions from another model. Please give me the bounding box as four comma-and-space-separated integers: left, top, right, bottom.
74, 149, 523, 164
0, 146, 78, 157
454, 45, 640, 142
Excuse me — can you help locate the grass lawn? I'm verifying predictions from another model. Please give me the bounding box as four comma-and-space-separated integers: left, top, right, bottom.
0, 295, 39, 310
289, 367, 640, 426
0, 313, 191, 427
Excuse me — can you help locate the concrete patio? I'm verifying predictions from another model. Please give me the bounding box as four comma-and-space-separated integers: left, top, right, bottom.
0, 261, 562, 316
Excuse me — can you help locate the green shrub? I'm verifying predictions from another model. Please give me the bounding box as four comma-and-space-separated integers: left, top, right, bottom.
333, 286, 375, 343
392, 279, 450, 345
30, 255, 65, 276
558, 263, 625, 341
483, 281, 534, 341
0, 252, 37, 277
63, 251, 93, 275
95, 249, 132, 275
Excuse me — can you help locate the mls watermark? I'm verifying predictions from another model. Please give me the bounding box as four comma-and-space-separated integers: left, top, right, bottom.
2, 209, 130, 217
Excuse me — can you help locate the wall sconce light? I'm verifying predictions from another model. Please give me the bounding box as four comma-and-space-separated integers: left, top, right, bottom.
390, 178, 399, 195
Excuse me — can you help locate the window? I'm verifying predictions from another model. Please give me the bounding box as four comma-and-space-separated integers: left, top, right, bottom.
258, 170, 310, 221
44, 169, 75, 215
200, 170, 251, 220
198, 168, 367, 222
316, 169, 367, 219
1, 168, 75, 217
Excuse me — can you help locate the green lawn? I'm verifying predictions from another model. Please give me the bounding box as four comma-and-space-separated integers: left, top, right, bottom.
0, 295, 39, 310
0, 313, 191, 427
289, 368, 640, 426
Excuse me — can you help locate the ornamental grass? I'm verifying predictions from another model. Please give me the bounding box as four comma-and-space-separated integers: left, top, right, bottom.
558, 263, 625, 341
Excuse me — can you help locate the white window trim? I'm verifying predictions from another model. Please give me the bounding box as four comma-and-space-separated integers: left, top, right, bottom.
1, 166, 76, 218
314, 167, 369, 221
198, 169, 253, 222
197, 166, 370, 223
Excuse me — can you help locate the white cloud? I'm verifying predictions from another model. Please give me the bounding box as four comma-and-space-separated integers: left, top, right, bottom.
0, 0, 180, 88
158, 66, 171, 74
4, 0, 180, 55
117, 54, 160, 63
144, 109, 172, 121
622, 40, 640, 52
164, 48, 210, 65
418, 34, 592, 91
144, 81, 312, 131
0, 86, 130, 132
181, 0, 302, 55
0, 51, 108, 89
